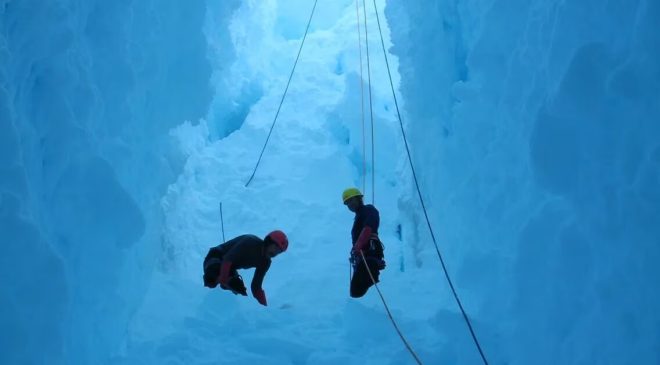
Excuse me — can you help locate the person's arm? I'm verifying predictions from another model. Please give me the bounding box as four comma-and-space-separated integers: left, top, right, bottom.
219, 242, 241, 287
251, 260, 271, 306
218, 261, 233, 287
353, 226, 373, 252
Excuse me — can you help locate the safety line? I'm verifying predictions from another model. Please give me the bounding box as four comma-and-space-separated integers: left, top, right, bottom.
349, 258, 353, 296
361, 0, 376, 204
355, 0, 367, 195
245, 0, 319, 187
219, 202, 226, 242
359, 251, 423, 365
370, 1, 490, 364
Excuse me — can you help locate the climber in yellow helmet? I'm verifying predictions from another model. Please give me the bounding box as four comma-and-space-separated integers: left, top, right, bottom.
342, 187, 386, 298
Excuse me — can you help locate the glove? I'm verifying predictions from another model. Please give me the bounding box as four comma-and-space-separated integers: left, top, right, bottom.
253, 289, 267, 306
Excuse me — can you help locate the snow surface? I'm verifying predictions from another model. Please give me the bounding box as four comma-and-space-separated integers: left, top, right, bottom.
1, 0, 659, 364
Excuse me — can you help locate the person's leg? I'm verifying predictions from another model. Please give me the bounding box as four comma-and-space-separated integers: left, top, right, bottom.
350, 261, 380, 297
350, 265, 369, 298
369, 261, 381, 284
226, 269, 247, 295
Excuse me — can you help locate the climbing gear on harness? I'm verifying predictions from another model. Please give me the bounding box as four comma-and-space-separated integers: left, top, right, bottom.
368, 234, 385, 258
342, 187, 363, 203
265, 230, 289, 252
349, 251, 359, 267
350, 236, 385, 270
350, 253, 386, 271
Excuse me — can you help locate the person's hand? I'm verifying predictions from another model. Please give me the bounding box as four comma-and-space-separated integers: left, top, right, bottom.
253, 289, 267, 306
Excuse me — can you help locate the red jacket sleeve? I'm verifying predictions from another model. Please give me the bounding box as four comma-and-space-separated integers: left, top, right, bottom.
353, 226, 373, 252
253, 288, 267, 306
219, 261, 232, 286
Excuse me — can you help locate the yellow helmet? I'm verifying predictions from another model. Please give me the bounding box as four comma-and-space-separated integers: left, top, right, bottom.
342, 187, 363, 203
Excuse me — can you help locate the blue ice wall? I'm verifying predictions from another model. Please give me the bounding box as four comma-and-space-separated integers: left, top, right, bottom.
203, 0, 245, 140
387, 0, 659, 364
0, 1, 212, 363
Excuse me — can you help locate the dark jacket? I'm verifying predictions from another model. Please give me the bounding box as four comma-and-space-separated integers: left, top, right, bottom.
205, 234, 271, 293
351, 204, 380, 244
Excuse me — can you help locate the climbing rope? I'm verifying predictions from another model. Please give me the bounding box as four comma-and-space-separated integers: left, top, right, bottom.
359, 251, 423, 365
349, 258, 354, 295
370, 1, 490, 364
219, 202, 226, 242
361, 0, 376, 205
355, 0, 367, 194
245, 0, 319, 187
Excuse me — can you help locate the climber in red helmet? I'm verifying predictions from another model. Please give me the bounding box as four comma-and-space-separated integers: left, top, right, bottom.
203, 230, 288, 306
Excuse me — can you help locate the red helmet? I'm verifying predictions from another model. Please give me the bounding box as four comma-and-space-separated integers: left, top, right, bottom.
266, 230, 288, 252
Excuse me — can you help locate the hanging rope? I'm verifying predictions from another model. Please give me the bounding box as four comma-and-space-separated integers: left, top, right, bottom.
219, 202, 226, 242
349, 258, 354, 295
370, 1, 490, 364
355, 0, 367, 194
245, 0, 319, 187
359, 251, 423, 365
353, 5, 419, 361
361, 0, 376, 204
